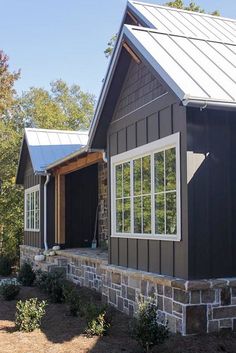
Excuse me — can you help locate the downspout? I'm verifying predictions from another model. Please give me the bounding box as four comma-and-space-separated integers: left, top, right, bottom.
44, 173, 50, 251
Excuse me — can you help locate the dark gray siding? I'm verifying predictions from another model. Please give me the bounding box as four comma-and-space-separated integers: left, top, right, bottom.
23, 151, 43, 248
23, 148, 55, 249
108, 60, 188, 278
187, 107, 236, 279
112, 60, 166, 122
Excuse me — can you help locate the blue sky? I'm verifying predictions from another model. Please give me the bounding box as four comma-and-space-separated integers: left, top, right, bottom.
1, 0, 235, 100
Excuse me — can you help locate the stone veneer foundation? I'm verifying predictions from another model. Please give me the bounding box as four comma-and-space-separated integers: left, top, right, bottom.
21, 244, 236, 335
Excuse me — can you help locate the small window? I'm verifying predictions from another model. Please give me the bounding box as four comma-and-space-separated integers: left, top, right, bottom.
24, 185, 40, 231
111, 133, 181, 241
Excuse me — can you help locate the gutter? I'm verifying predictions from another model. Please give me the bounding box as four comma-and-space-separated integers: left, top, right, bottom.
182, 98, 236, 110
43, 173, 50, 251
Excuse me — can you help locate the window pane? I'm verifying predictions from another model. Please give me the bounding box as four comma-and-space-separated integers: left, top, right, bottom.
143, 196, 151, 234
116, 164, 122, 198
134, 196, 142, 233
26, 194, 30, 212
133, 158, 141, 196
154, 151, 164, 193
166, 148, 176, 191
142, 156, 151, 194
166, 192, 177, 235
123, 198, 131, 233
35, 210, 39, 230
155, 193, 165, 234
123, 162, 130, 197
116, 199, 123, 233
35, 190, 39, 210
26, 212, 30, 229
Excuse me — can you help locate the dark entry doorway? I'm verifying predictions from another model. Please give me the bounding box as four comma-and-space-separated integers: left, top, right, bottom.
65, 163, 98, 248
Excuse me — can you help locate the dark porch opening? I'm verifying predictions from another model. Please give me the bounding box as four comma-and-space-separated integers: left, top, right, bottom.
65, 163, 98, 248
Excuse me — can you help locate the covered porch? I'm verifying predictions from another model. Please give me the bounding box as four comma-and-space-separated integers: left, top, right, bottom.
49, 150, 108, 251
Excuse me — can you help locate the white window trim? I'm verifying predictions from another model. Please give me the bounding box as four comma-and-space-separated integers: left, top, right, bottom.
111, 132, 181, 241
24, 184, 40, 232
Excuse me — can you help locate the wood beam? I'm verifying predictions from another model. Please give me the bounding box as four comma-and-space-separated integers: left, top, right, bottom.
122, 41, 141, 64
55, 174, 65, 245
57, 152, 103, 176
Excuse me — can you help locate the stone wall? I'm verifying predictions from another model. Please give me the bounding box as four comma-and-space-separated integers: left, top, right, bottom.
20, 245, 236, 336
98, 162, 108, 248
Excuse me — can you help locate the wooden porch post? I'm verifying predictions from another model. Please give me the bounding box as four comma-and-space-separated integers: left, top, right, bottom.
55, 173, 65, 245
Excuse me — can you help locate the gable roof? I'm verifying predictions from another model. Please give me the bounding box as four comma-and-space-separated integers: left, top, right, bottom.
128, 1, 236, 42
89, 1, 236, 147
16, 128, 88, 184
125, 25, 236, 107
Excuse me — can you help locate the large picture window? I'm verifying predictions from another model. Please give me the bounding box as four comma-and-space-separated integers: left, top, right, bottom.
24, 185, 40, 231
111, 133, 181, 241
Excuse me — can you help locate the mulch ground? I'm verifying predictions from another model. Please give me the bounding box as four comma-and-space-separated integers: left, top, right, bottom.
1, 286, 236, 353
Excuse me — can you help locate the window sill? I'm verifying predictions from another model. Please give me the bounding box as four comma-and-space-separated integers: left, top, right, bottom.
111, 234, 181, 241
24, 229, 40, 233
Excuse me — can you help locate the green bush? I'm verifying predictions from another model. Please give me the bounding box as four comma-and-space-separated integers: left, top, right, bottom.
0, 282, 20, 300
63, 281, 82, 316
35, 271, 64, 303
15, 298, 47, 332
85, 303, 111, 337
0, 256, 12, 276
130, 299, 169, 353
18, 263, 35, 286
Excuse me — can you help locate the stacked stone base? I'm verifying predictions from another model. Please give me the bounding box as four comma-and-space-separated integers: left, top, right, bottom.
20, 245, 236, 335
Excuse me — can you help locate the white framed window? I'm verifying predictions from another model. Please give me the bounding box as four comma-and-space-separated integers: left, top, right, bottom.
24, 185, 40, 232
111, 133, 181, 241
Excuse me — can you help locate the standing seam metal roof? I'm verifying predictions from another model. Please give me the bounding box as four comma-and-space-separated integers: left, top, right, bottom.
124, 25, 236, 106
129, 1, 236, 43
24, 128, 88, 173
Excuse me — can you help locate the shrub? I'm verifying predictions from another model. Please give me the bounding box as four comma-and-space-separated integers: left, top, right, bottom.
130, 299, 169, 353
0, 256, 12, 276
18, 263, 35, 286
63, 281, 82, 316
15, 298, 47, 332
0, 282, 20, 300
85, 303, 111, 337
35, 271, 64, 303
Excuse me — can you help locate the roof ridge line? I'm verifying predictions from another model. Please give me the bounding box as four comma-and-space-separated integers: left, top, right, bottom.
125, 24, 236, 46
128, 0, 236, 23
25, 127, 89, 134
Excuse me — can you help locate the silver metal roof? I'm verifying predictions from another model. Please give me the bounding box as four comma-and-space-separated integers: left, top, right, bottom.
129, 1, 236, 43
125, 25, 236, 107
25, 128, 88, 172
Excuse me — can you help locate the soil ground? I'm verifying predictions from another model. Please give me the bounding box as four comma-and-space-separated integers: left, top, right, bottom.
1, 285, 236, 353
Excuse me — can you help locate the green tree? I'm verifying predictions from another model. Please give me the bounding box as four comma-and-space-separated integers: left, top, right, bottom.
21, 79, 95, 130
165, 0, 220, 15
0, 51, 20, 114
104, 34, 117, 59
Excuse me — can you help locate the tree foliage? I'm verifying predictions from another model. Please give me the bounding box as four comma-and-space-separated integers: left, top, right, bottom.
0, 51, 20, 114
0, 51, 95, 260
165, 0, 220, 15
21, 79, 95, 130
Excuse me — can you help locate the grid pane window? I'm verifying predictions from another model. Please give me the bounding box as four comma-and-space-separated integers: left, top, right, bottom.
115, 162, 131, 233
25, 186, 40, 231
112, 134, 180, 240
154, 148, 177, 235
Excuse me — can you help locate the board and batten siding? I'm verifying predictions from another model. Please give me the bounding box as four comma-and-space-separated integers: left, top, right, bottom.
107, 59, 188, 279
187, 108, 236, 279
23, 153, 44, 248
